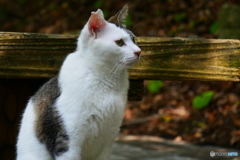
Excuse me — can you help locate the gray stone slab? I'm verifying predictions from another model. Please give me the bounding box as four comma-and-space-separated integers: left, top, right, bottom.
110, 136, 240, 160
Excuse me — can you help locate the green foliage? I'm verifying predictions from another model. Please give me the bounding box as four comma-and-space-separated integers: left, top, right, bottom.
210, 21, 219, 34
94, 0, 103, 8
48, 4, 57, 11
0, 7, 8, 21
147, 81, 163, 93
18, 0, 27, 4
178, 24, 185, 31
168, 30, 176, 36
189, 21, 196, 28
174, 13, 187, 22
155, 10, 162, 15
125, 15, 132, 27
39, 1, 45, 7
103, 10, 109, 18
192, 120, 206, 128
192, 91, 214, 110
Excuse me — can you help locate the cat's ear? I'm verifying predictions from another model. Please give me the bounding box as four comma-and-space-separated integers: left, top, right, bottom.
108, 4, 128, 27
88, 9, 107, 38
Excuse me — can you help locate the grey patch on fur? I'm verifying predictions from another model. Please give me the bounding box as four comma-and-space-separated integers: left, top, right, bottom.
108, 4, 128, 27
122, 27, 136, 43
110, 22, 136, 43
107, 4, 136, 43
32, 76, 69, 157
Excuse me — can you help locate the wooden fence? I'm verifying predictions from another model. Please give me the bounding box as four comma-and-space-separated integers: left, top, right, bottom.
0, 32, 240, 160
1, 32, 240, 81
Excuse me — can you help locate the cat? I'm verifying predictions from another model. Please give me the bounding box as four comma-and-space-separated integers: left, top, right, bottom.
16, 4, 141, 160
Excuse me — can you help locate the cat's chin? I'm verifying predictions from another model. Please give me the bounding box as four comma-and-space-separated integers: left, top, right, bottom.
123, 59, 139, 68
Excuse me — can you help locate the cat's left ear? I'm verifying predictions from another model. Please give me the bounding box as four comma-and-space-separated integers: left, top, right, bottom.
108, 4, 128, 27
88, 9, 107, 38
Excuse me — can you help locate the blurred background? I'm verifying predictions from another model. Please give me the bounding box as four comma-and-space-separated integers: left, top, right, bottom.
1, 0, 239, 37
0, 0, 240, 150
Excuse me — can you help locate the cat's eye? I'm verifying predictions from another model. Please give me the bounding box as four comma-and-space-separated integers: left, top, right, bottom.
115, 39, 125, 47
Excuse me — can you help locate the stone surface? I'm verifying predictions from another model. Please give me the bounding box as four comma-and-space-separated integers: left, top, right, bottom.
110, 135, 240, 160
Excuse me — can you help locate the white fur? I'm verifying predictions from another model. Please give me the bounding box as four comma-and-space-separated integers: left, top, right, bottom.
17, 9, 141, 160
17, 100, 53, 160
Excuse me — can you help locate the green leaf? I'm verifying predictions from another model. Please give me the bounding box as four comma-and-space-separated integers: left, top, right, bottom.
192, 120, 206, 128
103, 10, 109, 18
192, 91, 214, 110
18, 0, 27, 4
125, 15, 132, 27
94, 0, 103, 8
155, 10, 162, 15
174, 13, 187, 22
48, 4, 57, 11
147, 81, 163, 93
210, 21, 219, 34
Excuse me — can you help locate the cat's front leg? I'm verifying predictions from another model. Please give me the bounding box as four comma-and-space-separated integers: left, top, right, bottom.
95, 150, 111, 160
55, 150, 81, 160
55, 135, 84, 160
95, 142, 113, 160
55, 144, 82, 160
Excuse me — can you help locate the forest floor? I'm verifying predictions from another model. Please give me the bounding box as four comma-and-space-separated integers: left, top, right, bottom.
121, 81, 240, 149
0, 0, 240, 149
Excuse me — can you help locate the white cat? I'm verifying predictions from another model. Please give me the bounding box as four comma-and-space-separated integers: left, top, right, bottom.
16, 5, 141, 160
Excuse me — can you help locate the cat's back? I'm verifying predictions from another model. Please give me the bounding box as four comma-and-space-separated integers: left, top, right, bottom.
17, 76, 64, 160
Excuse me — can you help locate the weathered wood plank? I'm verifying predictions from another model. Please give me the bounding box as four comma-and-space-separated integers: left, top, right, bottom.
0, 32, 240, 81
133, 37, 240, 81
0, 32, 76, 78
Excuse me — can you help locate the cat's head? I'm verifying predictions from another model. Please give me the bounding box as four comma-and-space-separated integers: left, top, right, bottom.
77, 5, 141, 70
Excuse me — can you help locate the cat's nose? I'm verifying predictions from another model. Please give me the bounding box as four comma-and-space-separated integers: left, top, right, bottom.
134, 51, 141, 56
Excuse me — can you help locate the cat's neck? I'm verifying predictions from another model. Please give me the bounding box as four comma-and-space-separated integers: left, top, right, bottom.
84, 57, 128, 88
59, 51, 128, 91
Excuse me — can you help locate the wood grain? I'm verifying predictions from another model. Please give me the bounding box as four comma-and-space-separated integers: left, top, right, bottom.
133, 37, 240, 81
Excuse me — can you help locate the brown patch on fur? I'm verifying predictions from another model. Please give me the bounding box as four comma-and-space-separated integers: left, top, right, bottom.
108, 4, 128, 27
33, 76, 69, 157
108, 4, 136, 44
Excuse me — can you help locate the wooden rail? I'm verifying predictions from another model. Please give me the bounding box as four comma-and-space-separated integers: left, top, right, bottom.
0, 32, 239, 81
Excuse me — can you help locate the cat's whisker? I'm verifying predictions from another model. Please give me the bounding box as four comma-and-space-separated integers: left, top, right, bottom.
116, 63, 125, 75
107, 63, 119, 77
108, 57, 127, 87
137, 55, 146, 62
115, 63, 126, 87
107, 60, 124, 79
132, 23, 140, 33
112, 63, 124, 76
136, 57, 145, 67
110, 57, 127, 74
106, 55, 140, 87
104, 59, 126, 87
114, 63, 124, 77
